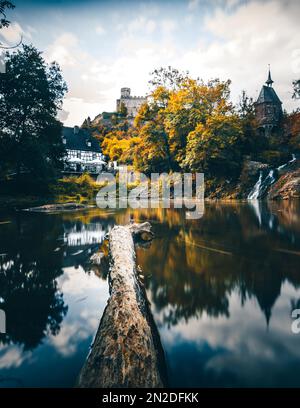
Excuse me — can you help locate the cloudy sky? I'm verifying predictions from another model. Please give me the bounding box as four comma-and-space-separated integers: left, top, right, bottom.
1, 0, 300, 126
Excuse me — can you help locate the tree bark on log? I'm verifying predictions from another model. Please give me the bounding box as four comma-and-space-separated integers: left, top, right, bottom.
76, 222, 167, 388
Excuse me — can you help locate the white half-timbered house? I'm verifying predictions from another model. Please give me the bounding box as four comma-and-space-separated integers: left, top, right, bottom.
62, 126, 106, 174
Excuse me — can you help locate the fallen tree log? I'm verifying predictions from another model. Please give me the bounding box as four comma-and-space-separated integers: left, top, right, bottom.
77, 222, 167, 388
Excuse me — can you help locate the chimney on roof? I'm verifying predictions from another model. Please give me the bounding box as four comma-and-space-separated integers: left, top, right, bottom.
74, 126, 79, 135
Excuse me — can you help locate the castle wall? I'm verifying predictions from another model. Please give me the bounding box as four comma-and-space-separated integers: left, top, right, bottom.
116, 95, 147, 118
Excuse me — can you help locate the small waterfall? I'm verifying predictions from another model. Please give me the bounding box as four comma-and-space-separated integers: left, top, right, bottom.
277, 154, 296, 171
248, 154, 297, 200
248, 171, 263, 199
248, 169, 275, 199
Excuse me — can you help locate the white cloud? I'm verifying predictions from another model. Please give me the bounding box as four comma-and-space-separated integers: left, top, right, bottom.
43, 0, 299, 127
57, 108, 69, 123
145, 19, 157, 34
0, 22, 27, 46
95, 24, 106, 35
181, 0, 300, 112
125, 16, 157, 35
46, 32, 84, 68
161, 19, 177, 35
225, 0, 241, 9
62, 97, 107, 126
188, 0, 200, 11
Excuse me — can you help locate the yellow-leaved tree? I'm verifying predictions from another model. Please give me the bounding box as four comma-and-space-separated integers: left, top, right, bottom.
102, 67, 244, 178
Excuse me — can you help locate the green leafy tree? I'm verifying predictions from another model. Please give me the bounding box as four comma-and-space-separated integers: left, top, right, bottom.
103, 68, 250, 179
164, 78, 232, 168
237, 90, 255, 119
134, 120, 171, 174
183, 113, 243, 177
118, 101, 128, 117
236, 90, 265, 155
0, 44, 67, 186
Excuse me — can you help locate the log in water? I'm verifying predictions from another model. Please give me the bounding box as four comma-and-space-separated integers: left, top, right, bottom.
77, 222, 167, 388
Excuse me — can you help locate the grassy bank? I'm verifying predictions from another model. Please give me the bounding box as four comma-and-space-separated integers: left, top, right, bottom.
50, 173, 101, 204
0, 174, 100, 211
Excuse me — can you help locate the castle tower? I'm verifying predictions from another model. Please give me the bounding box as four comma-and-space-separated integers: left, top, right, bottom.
121, 87, 131, 98
116, 87, 147, 119
254, 67, 283, 136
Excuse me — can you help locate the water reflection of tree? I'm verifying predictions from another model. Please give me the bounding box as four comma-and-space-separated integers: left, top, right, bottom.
0, 214, 67, 350
135, 202, 300, 327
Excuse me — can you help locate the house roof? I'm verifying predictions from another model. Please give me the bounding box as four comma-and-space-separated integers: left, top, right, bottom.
62, 127, 102, 153
256, 85, 282, 105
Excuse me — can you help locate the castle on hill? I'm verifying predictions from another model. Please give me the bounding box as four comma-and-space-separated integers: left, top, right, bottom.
116, 87, 147, 118
115, 75, 284, 134
84, 71, 284, 137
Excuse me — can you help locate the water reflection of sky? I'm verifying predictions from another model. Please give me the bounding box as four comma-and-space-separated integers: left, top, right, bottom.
0, 201, 300, 387
149, 282, 300, 387
0, 266, 108, 387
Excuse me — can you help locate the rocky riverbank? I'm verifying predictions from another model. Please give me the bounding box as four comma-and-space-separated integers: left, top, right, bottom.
1, 157, 299, 210
22, 202, 94, 213
205, 156, 300, 200
268, 166, 300, 200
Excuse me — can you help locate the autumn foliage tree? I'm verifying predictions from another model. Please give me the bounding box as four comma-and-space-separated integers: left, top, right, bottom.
102, 127, 140, 164
135, 72, 243, 177
102, 67, 249, 178
164, 78, 241, 172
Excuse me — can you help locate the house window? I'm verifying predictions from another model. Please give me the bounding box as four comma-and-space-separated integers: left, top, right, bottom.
82, 152, 92, 161
63, 138, 66, 144
87, 141, 91, 147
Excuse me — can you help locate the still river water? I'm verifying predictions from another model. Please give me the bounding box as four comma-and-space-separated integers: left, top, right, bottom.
0, 200, 300, 387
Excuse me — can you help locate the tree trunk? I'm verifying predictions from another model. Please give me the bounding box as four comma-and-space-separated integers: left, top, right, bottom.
76, 222, 167, 388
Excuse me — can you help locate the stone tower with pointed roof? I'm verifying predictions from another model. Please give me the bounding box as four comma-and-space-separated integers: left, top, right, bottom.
254, 68, 283, 136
